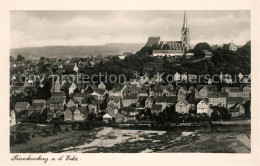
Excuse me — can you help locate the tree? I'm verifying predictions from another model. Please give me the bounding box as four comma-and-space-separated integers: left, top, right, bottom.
40, 57, 46, 61
16, 55, 25, 61
193, 42, 211, 58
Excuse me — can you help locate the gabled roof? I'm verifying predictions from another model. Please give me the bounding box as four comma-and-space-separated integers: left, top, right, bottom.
123, 93, 138, 100
208, 92, 228, 98
226, 97, 248, 102
94, 89, 107, 95
66, 106, 77, 112
107, 103, 118, 110
110, 83, 125, 92
177, 99, 189, 105
153, 50, 184, 54
28, 103, 45, 111
103, 113, 112, 118
73, 93, 87, 98
198, 98, 209, 105
197, 85, 217, 91
155, 96, 178, 103
52, 91, 66, 97
108, 96, 122, 102
32, 99, 46, 104
14, 102, 30, 108
78, 107, 88, 116
67, 98, 79, 104
151, 104, 163, 110
49, 97, 64, 103
230, 103, 243, 109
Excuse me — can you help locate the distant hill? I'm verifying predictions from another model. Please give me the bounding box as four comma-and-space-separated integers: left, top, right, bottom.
10, 43, 144, 59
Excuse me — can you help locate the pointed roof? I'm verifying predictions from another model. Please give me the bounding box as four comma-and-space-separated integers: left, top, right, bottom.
183, 11, 187, 29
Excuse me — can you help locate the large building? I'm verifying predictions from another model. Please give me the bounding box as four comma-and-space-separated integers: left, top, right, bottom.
146, 11, 193, 59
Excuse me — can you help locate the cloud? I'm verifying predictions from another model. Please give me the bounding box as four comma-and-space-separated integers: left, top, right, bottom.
10, 10, 250, 48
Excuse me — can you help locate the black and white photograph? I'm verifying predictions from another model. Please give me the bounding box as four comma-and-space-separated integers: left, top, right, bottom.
9, 10, 252, 153
1, 0, 260, 165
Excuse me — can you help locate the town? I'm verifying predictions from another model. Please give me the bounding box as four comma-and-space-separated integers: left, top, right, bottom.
10, 39, 251, 127
9, 11, 251, 153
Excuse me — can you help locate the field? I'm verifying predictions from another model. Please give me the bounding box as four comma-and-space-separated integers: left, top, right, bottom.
10, 124, 251, 153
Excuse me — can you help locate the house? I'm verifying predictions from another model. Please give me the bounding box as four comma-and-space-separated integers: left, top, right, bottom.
195, 85, 217, 98
155, 96, 178, 110
226, 97, 248, 109
69, 83, 77, 94
10, 110, 16, 126
221, 86, 240, 93
64, 106, 77, 122
103, 113, 112, 123
92, 89, 108, 100
51, 91, 66, 100
175, 99, 190, 114
197, 99, 211, 115
52, 79, 61, 92
203, 50, 213, 59
32, 99, 47, 107
178, 86, 188, 95
14, 102, 30, 114
107, 96, 122, 109
27, 103, 45, 117
241, 84, 251, 92
109, 83, 126, 97
208, 92, 228, 108
228, 41, 238, 51
80, 97, 89, 107
150, 84, 164, 96
145, 97, 154, 109
73, 63, 79, 72
222, 74, 233, 84
114, 113, 126, 123
66, 98, 79, 108
74, 107, 88, 122
122, 94, 138, 107
181, 73, 188, 82
120, 103, 138, 115
107, 104, 118, 117
85, 85, 94, 94
138, 88, 149, 96
48, 96, 65, 113
10, 86, 24, 95
174, 72, 181, 82
46, 110, 56, 122
125, 115, 137, 122
87, 96, 98, 114
178, 91, 186, 101
229, 103, 245, 118
73, 93, 87, 104
227, 89, 250, 99
139, 76, 149, 85
238, 72, 244, 82
98, 82, 106, 89
151, 104, 163, 115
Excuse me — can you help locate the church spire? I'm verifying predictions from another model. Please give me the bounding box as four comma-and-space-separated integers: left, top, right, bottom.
183, 11, 187, 29
181, 11, 190, 52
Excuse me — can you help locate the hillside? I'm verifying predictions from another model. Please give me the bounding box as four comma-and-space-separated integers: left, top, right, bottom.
10, 43, 144, 59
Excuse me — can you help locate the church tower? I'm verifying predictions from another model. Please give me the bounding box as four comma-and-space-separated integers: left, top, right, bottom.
181, 11, 190, 52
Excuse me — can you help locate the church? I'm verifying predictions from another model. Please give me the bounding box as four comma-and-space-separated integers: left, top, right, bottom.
146, 11, 194, 59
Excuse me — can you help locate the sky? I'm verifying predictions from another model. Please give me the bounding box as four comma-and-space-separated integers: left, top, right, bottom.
10, 10, 250, 48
